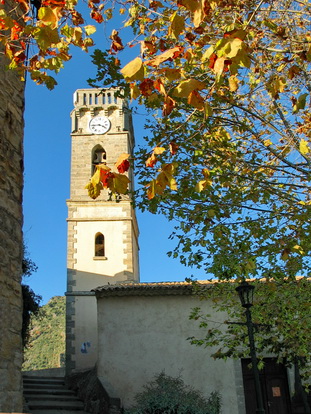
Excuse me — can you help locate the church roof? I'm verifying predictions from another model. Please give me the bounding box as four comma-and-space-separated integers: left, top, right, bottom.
93, 276, 309, 298
93, 280, 215, 297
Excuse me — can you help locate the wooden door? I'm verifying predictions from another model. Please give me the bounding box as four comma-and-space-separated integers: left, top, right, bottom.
242, 358, 292, 414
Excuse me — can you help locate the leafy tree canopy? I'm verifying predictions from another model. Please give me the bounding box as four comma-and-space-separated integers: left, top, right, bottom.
189, 278, 311, 386
2, 0, 311, 280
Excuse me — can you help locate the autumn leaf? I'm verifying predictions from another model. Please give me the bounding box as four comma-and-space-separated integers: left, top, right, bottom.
173, 78, 205, 98
158, 68, 181, 81
213, 56, 225, 78
38, 7, 62, 29
188, 90, 204, 110
85, 182, 102, 199
299, 139, 309, 155
228, 75, 238, 92
154, 79, 166, 95
292, 93, 308, 114
34, 26, 61, 51
169, 11, 185, 39
110, 29, 124, 53
153, 147, 165, 155
91, 10, 104, 23
161, 163, 178, 190
121, 57, 144, 81
109, 173, 130, 194
196, 169, 212, 192
169, 141, 179, 155
146, 153, 158, 167
115, 153, 130, 173
192, 0, 205, 27
147, 46, 184, 67
139, 78, 154, 96
163, 95, 176, 116
84, 25, 96, 36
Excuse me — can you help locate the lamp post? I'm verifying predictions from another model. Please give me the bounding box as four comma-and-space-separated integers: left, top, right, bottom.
236, 281, 265, 414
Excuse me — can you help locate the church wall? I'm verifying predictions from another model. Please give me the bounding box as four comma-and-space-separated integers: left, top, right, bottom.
0, 53, 24, 409
96, 294, 246, 414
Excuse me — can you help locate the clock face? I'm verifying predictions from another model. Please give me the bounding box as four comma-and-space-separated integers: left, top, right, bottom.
89, 116, 111, 134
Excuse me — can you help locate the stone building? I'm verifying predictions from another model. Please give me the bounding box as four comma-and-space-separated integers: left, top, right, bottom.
0, 55, 25, 410
65, 89, 140, 373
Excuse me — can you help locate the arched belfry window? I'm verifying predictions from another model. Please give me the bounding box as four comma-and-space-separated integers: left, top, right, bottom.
92, 145, 106, 174
95, 233, 105, 257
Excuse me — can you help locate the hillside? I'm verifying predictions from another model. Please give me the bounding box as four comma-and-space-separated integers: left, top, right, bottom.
23, 296, 66, 371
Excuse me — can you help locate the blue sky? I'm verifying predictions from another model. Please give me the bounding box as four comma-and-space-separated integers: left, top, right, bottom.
23, 28, 206, 305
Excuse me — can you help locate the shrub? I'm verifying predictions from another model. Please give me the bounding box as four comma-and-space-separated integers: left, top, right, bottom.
126, 372, 221, 414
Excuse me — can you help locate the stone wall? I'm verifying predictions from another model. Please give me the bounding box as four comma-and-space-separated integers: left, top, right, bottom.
0, 52, 25, 411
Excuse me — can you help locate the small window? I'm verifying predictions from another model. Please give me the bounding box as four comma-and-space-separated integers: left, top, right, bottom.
95, 233, 105, 257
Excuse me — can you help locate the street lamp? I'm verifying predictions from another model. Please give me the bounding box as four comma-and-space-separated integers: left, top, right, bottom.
236, 281, 265, 414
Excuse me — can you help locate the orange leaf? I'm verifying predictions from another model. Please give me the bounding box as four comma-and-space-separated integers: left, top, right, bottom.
154, 78, 166, 95
146, 153, 158, 167
91, 10, 103, 23
115, 153, 130, 173
139, 78, 154, 96
163, 96, 176, 116
110, 29, 124, 53
169, 141, 179, 155
115, 155, 130, 174
188, 90, 204, 110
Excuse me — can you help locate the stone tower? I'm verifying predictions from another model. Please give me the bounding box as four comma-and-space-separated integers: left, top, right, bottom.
66, 88, 140, 373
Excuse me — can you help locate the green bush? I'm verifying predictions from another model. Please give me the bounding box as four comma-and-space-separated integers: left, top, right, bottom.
126, 372, 221, 414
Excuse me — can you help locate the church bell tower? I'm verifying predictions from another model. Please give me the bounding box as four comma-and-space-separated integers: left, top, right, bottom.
66, 88, 140, 373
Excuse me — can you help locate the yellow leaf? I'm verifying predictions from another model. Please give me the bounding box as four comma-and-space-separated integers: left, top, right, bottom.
35, 26, 61, 51
195, 179, 212, 192
84, 25, 96, 36
160, 167, 178, 191
264, 139, 272, 147
110, 173, 130, 194
153, 147, 166, 155
202, 46, 215, 62
130, 83, 140, 100
73, 27, 83, 44
213, 57, 225, 78
91, 168, 101, 186
158, 68, 181, 81
193, 0, 204, 27
299, 139, 309, 155
219, 38, 243, 58
228, 75, 238, 92
121, 57, 144, 81
147, 47, 183, 67
173, 79, 205, 98
169, 12, 185, 39
293, 245, 304, 255
38, 7, 61, 29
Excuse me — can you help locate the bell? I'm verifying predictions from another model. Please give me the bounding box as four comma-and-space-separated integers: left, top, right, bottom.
93, 151, 106, 164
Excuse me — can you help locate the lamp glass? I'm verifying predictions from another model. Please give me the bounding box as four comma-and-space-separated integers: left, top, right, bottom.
236, 281, 255, 308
